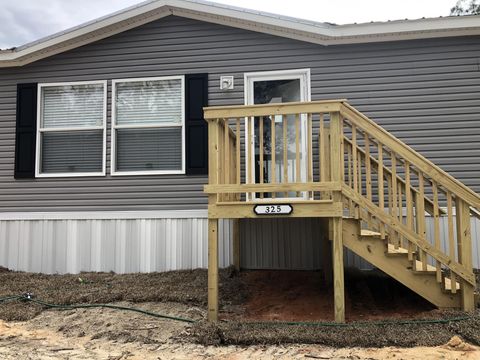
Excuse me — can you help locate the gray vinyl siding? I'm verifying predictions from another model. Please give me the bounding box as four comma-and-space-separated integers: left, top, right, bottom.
0, 15, 479, 211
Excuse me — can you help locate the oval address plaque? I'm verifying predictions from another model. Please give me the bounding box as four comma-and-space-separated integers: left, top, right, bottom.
254, 204, 293, 216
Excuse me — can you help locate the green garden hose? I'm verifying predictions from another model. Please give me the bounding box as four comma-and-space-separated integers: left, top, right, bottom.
0, 294, 475, 327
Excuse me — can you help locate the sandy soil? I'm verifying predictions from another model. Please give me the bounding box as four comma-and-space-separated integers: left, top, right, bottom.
0, 304, 478, 360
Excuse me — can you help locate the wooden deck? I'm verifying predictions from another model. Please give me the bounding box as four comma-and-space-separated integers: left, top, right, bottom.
203, 100, 480, 323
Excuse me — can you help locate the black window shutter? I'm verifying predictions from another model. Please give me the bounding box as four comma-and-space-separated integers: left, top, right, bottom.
185, 74, 208, 175
14, 83, 38, 179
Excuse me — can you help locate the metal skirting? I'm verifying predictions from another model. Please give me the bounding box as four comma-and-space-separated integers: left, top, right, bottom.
240, 217, 480, 271
0, 212, 478, 274
0, 215, 232, 274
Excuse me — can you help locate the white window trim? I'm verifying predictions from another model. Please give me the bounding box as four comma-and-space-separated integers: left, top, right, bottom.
35, 80, 107, 178
111, 75, 186, 176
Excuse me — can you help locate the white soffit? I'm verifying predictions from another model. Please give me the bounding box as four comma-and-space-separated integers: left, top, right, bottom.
1, 0, 480, 67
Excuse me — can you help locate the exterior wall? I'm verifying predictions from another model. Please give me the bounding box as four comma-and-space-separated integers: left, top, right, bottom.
0, 211, 233, 274
0, 16, 479, 211
0, 15, 479, 272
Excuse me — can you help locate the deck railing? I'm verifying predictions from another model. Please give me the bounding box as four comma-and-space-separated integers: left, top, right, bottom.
203, 100, 343, 203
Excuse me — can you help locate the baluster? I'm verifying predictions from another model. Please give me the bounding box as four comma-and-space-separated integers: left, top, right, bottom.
283, 116, 288, 197
352, 126, 358, 216
446, 191, 456, 293
398, 176, 404, 248
247, 117, 253, 190
391, 155, 399, 248
405, 162, 414, 261
307, 113, 313, 198
416, 174, 427, 271
259, 116, 264, 199
378, 144, 385, 239
347, 142, 354, 216
364, 135, 373, 228
295, 114, 300, 197
432, 181, 442, 283
236, 118, 240, 185
224, 119, 230, 201
270, 115, 276, 199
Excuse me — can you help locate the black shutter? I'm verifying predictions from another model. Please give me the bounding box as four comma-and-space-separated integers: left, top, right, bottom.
14, 83, 38, 179
185, 74, 208, 175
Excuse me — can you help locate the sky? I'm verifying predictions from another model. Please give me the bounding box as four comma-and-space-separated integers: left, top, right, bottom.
0, 0, 460, 49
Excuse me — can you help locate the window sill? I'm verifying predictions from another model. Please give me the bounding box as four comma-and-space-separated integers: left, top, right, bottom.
35, 171, 106, 178
111, 170, 185, 176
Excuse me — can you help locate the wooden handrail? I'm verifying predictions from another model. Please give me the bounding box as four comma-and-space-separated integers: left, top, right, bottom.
203, 99, 345, 119
342, 184, 476, 286
204, 182, 341, 194
340, 103, 480, 210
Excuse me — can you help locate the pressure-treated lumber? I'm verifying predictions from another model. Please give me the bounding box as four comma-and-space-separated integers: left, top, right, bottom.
330, 111, 345, 323
342, 184, 476, 286
341, 103, 480, 209
342, 219, 459, 308
456, 198, 475, 311
207, 218, 219, 322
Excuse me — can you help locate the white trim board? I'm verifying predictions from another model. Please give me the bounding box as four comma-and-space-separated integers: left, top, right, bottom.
2, 0, 480, 67
0, 209, 208, 221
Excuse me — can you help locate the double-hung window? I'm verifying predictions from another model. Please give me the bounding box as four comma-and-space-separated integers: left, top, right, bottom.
112, 76, 185, 175
36, 81, 107, 177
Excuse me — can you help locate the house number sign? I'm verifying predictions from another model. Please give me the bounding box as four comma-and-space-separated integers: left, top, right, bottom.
254, 204, 293, 215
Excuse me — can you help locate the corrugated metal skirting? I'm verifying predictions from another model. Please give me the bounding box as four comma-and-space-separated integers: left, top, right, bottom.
241, 217, 480, 270
0, 218, 232, 274
0, 215, 478, 274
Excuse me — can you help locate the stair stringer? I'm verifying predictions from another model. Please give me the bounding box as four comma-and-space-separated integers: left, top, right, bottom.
342, 218, 460, 309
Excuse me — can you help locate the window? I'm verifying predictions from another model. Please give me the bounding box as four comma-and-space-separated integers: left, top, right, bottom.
111, 76, 185, 175
36, 81, 107, 177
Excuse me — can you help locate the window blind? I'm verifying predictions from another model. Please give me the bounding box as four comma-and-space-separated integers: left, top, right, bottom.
116, 128, 182, 171
115, 79, 182, 125
38, 82, 105, 175
41, 84, 104, 128
113, 77, 184, 173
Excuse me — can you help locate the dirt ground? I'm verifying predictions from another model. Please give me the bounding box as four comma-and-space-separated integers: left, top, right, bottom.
227, 269, 434, 322
0, 306, 479, 359
0, 267, 479, 359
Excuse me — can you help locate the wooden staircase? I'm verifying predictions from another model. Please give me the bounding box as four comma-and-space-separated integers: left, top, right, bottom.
202, 99, 479, 323
342, 218, 460, 309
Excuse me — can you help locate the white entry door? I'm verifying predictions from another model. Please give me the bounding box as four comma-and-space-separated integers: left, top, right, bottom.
244, 69, 311, 199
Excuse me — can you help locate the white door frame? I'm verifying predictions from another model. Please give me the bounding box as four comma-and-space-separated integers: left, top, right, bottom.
244, 69, 311, 200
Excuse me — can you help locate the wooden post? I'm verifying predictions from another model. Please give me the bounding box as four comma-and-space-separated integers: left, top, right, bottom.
332, 217, 345, 323
208, 218, 219, 322
207, 119, 219, 322
329, 111, 345, 323
321, 219, 333, 286
233, 219, 240, 272
455, 198, 475, 311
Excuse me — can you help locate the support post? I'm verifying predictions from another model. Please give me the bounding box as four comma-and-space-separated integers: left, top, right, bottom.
455, 198, 475, 312
208, 218, 219, 322
329, 111, 345, 323
207, 118, 220, 322
321, 220, 333, 286
233, 219, 240, 271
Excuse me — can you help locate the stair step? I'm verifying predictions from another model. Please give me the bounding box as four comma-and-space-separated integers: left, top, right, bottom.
444, 277, 461, 292
360, 229, 382, 238
385, 244, 413, 257
412, 260, 437, 274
